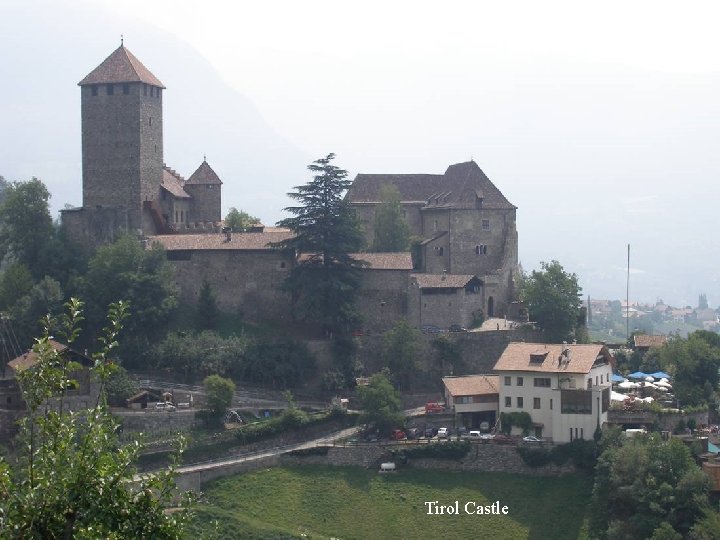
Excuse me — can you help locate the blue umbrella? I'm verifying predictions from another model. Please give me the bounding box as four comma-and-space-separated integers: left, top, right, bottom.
651, 371, 671, 380
628, 371, 647, 379
611, 374, 626, 383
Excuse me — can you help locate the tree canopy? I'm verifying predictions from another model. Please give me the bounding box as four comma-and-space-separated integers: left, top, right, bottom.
590, 433, 712, 539
381, 320, 422, 389
203, 374, 236, 417
371, 184, 410, 252
276, 153, 365, 333
0, 300, 190, 538
356, 372, 404, 435
520, 260, 583, 342
224, 208, 260, 232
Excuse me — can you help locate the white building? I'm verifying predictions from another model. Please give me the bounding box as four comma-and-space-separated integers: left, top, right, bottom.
442, 375, 499, 430
493, 342, 614, 443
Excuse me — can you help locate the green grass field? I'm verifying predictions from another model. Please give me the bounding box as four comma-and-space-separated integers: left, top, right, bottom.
185, 465, 592, 540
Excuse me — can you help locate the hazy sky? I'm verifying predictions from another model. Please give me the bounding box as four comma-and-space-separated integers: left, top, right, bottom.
4, 1, 719, 307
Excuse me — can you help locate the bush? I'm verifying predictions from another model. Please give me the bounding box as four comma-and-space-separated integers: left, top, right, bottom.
393, 441, 471, 461
517, 439, 597, 472
288, 446, 330, 457
500, 411, 533, 435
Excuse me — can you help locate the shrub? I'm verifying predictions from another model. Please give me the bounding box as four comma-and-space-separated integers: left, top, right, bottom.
393, 441, 471, 461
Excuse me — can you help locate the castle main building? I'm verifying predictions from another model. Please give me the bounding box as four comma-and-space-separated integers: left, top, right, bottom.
62, 44, 222, 244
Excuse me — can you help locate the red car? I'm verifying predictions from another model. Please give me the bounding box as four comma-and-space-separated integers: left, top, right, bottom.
391, 429, 407, 440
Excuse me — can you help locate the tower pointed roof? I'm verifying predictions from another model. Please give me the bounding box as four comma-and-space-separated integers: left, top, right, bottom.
79, 45, 165, 88
186, 159, 223, 185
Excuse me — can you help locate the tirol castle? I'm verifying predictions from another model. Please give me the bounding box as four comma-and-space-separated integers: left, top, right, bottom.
62, 45, 520, 331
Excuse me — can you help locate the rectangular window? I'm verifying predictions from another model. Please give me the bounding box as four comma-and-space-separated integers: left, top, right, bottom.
550, 398, 553, 410
504, 376, 511, 386
533, 397, 541, 409
516, 377, 524, 386
595, 376, 598, 386
157, 88, 161, 99
602, 387, 610, 412
123, 83, 130, 94
587, 378, 592, 390
482, 219, 490, 230
150, 86, 154, 97
561, 389, 593, 415
505, 396, 511, 407
533, 377, 551, 387
106, 84, 114, 95
143, 83, 147, 96
517, 397, 523, 408
91, 85, 98, 96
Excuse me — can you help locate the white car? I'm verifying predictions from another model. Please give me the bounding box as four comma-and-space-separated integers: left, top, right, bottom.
437, 427, 449, 439
155, 402, 176, 411
468, 430, 482, 439
523, 435, 544, 443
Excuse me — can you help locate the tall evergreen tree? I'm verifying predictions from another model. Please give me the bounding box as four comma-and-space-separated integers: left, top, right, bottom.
196, 279, 220, 330
276, 154, 364, 333
372, 184, 410, 252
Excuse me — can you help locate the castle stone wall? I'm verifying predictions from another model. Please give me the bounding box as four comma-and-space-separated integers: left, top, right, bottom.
185, 183, 221, 224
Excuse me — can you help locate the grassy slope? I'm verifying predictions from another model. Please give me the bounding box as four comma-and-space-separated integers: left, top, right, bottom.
186, 465, 592, 540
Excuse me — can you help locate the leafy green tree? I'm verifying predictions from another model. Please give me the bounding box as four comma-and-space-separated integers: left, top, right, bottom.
520, 260, 582, 342
82, 234, 178, 364
10, 275, 64, 346
203, 374, 236, 417
590, 434, 711, 539
196, 279, 220, 330
371, 184, 410, 252
382, 320, 423, 389
224, 207, 260, 232
0, 178, 54, 278
276, 154, 365, 333
357, 372, 404, 434
105, 365, 140, 407
151, 331, 247, 379
240, 339, 316, 388
0, 299, 190, 538
0, 261, 33, 310
431, 336, 464, 376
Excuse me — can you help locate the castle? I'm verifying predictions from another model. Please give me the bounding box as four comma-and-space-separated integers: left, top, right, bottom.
61, 44, 223, 243
62, 45, 519, 330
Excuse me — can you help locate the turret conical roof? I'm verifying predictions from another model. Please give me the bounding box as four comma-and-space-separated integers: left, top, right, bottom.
186, 159, 222, 185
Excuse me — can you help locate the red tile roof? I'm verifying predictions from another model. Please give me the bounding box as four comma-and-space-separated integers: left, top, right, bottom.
493, 342, 613, 374
443, 375, 499, 396
161, 168, 190, 199
8, 340, 68, 372
186, 160, 222, 185
79, 45, 165, 87
633, 335, 668, 349
149, 231, 293, 251
412, 273, 478, 289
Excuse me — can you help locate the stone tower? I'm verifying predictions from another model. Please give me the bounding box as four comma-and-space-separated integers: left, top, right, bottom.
77, 44, 165, 235
185, 159, 223, 224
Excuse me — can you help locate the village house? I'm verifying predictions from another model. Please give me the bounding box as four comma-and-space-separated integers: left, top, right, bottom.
493, 342, 614, 443
442, 375, 499, 430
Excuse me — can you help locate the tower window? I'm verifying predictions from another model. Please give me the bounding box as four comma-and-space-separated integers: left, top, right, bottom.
482, 219, 490, 230
149, 117, 152, 126
157, 88, 161, 99
123, 84, 130, 95
106, 84, 114, 95
143, 84, 147, 96
150, 87, 154, 97
91, 85, 98, 96
475, 245, 487, 255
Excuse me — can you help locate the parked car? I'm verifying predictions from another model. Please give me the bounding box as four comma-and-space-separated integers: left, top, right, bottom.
391, 429, 407, 441
406, 427, 421, 440
493, 434, 515, 445
523, 435, 544, 443
425, 402, 446, 414
437, 427, 450, 439
448, 324, 468, 333
480, 433, 496, 440
468, 430, 482, 439
457, 427, 468, 438
424, 426, 438, 438
154, 402, 176, 411
421, 324, 444, 334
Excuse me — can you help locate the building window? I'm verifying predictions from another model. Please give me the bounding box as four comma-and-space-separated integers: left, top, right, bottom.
505, 396, 511, 407
143, 83, 147, 96
534, 377, 551, 387
157, 88, 161, 99
175, 210, 178, 222
533, 397, 541, 409
437, 247, 444, 256
150, 87, 154, 97
149, 117, 152, 126
482, 219, 490, 230
475, 244, 488, 255
123, 83, 130, 94
207, 184, 215, 190
180, 210, 184, 222
550, 398, 553, 410
516, 377, 523, 386
504, 376, 511, 386
517, 397, 523, 408
106, 84, 114, 95
587, 378, 592, 389
91, 85, 98, 96
433, 220, 438, 231
561, 389, 593, 415
280, 262, 286, 269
